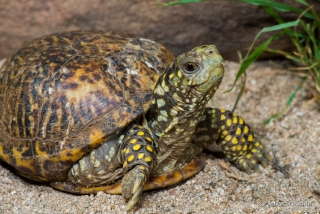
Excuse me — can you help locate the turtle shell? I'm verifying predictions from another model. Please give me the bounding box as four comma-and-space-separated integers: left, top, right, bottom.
0, 31, 174, 181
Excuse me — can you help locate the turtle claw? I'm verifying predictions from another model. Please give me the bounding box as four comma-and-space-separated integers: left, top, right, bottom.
235, 148, 272, 174
121, 165, 149, 211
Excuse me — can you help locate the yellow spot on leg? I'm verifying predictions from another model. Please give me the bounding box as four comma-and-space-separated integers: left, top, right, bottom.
243, 126, 249, 134
145, 156, 152, 162
123, 161, 127, 168
146, 145, 153, 152
226, 119, 232, 126
236, 127, 241, 135
224, 135, 232, 141
133, 144, 141, 151
130, 139, 137, 144
231, 137, 238, 144
139, 166, 145, 170
243, 145, 247, 151
220, 115, 226, 120
137, 131, 145, 136
127, 155, 135, 162
138, 153, 145, 159
233, 116, 238, 124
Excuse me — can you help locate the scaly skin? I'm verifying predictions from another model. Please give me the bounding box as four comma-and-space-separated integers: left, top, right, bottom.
195, 108, 271, 174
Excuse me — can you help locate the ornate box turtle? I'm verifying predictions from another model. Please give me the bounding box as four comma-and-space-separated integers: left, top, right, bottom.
0, 31, 271, 210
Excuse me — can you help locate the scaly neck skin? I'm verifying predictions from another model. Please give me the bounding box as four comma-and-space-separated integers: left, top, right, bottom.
147, 64, 220, 175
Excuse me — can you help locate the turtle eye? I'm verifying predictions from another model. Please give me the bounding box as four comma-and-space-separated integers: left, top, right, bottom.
183, 62, 199, 73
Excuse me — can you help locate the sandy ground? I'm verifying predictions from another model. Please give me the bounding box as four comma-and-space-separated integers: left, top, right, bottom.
0, 59, 319, 214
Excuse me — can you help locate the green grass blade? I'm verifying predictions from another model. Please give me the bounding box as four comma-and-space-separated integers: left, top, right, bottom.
295, 0, 308, 6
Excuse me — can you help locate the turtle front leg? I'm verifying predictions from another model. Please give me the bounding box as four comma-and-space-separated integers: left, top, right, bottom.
119, 124, 155, 210
195, 108, 272, 174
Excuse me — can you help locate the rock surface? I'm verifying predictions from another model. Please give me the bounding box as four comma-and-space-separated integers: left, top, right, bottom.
0, 0, 318, 60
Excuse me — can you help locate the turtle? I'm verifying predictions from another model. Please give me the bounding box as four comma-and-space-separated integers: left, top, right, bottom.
0, 30, 272, 210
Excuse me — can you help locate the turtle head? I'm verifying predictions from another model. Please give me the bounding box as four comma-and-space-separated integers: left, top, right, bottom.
160, 45, 224, 105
